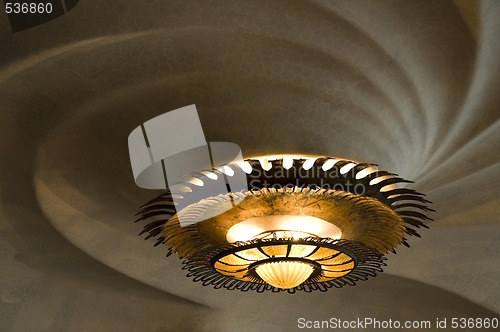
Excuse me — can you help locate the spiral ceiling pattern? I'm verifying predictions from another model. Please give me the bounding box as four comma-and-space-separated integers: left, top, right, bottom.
1, 1, 499, 331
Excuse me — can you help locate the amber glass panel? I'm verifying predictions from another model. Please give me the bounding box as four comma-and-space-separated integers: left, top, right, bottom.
306, 247, 339, 260
219, 254, 252, 266
237, 248, 268, 260
322, 261, 355, 272
288, 244, 317, 258
214, 261, 247, 273
317, 253, 352, 265
261, 245, 288, 257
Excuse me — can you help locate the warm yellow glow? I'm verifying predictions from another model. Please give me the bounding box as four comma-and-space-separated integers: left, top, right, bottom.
253, 155, 317, 171
302, 158, 317, 170
259, 158, 272, 171
213, 244, 355, 286
255, 261, 314, 289
340, 163, 356, 174
236, 161, 253, 174
282, 156, 294, 169
248, 154, 367, 175
251, 230, 315, 240
370, 174, 400, 192
255, 154, 316, 162
233, 243, 317, 261
288, 244, 317, 257
226, 215, 342, 243
369, 175, 392, 185
322, 159, 338, 171
355, 166, 378, 179
236, 247, 268, 260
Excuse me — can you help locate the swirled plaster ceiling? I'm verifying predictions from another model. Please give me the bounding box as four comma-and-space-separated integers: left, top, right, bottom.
1, 1, 499, 331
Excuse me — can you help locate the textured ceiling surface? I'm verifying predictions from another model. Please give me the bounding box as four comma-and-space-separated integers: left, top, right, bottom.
1, 1, 499, 331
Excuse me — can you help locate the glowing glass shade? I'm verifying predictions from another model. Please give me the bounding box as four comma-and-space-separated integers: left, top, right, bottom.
282, 156, 294, 169
255, 261, 314, 289
226, 215, 342, 243
252, 230, 315, 240
213, 242, 357, 287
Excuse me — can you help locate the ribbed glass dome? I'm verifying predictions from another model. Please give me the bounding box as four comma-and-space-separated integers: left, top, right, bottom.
255, 261, 314, 289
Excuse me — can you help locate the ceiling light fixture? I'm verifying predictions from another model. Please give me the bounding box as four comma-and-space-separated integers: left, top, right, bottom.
134, 155, 433, 293
129, 106, 433, 293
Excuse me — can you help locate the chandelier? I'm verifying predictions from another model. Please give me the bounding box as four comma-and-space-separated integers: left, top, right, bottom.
129, 107, 433, 293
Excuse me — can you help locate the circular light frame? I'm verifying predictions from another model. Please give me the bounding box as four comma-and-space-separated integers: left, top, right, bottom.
182, 237, 383, 293
135, 156, 433, 292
